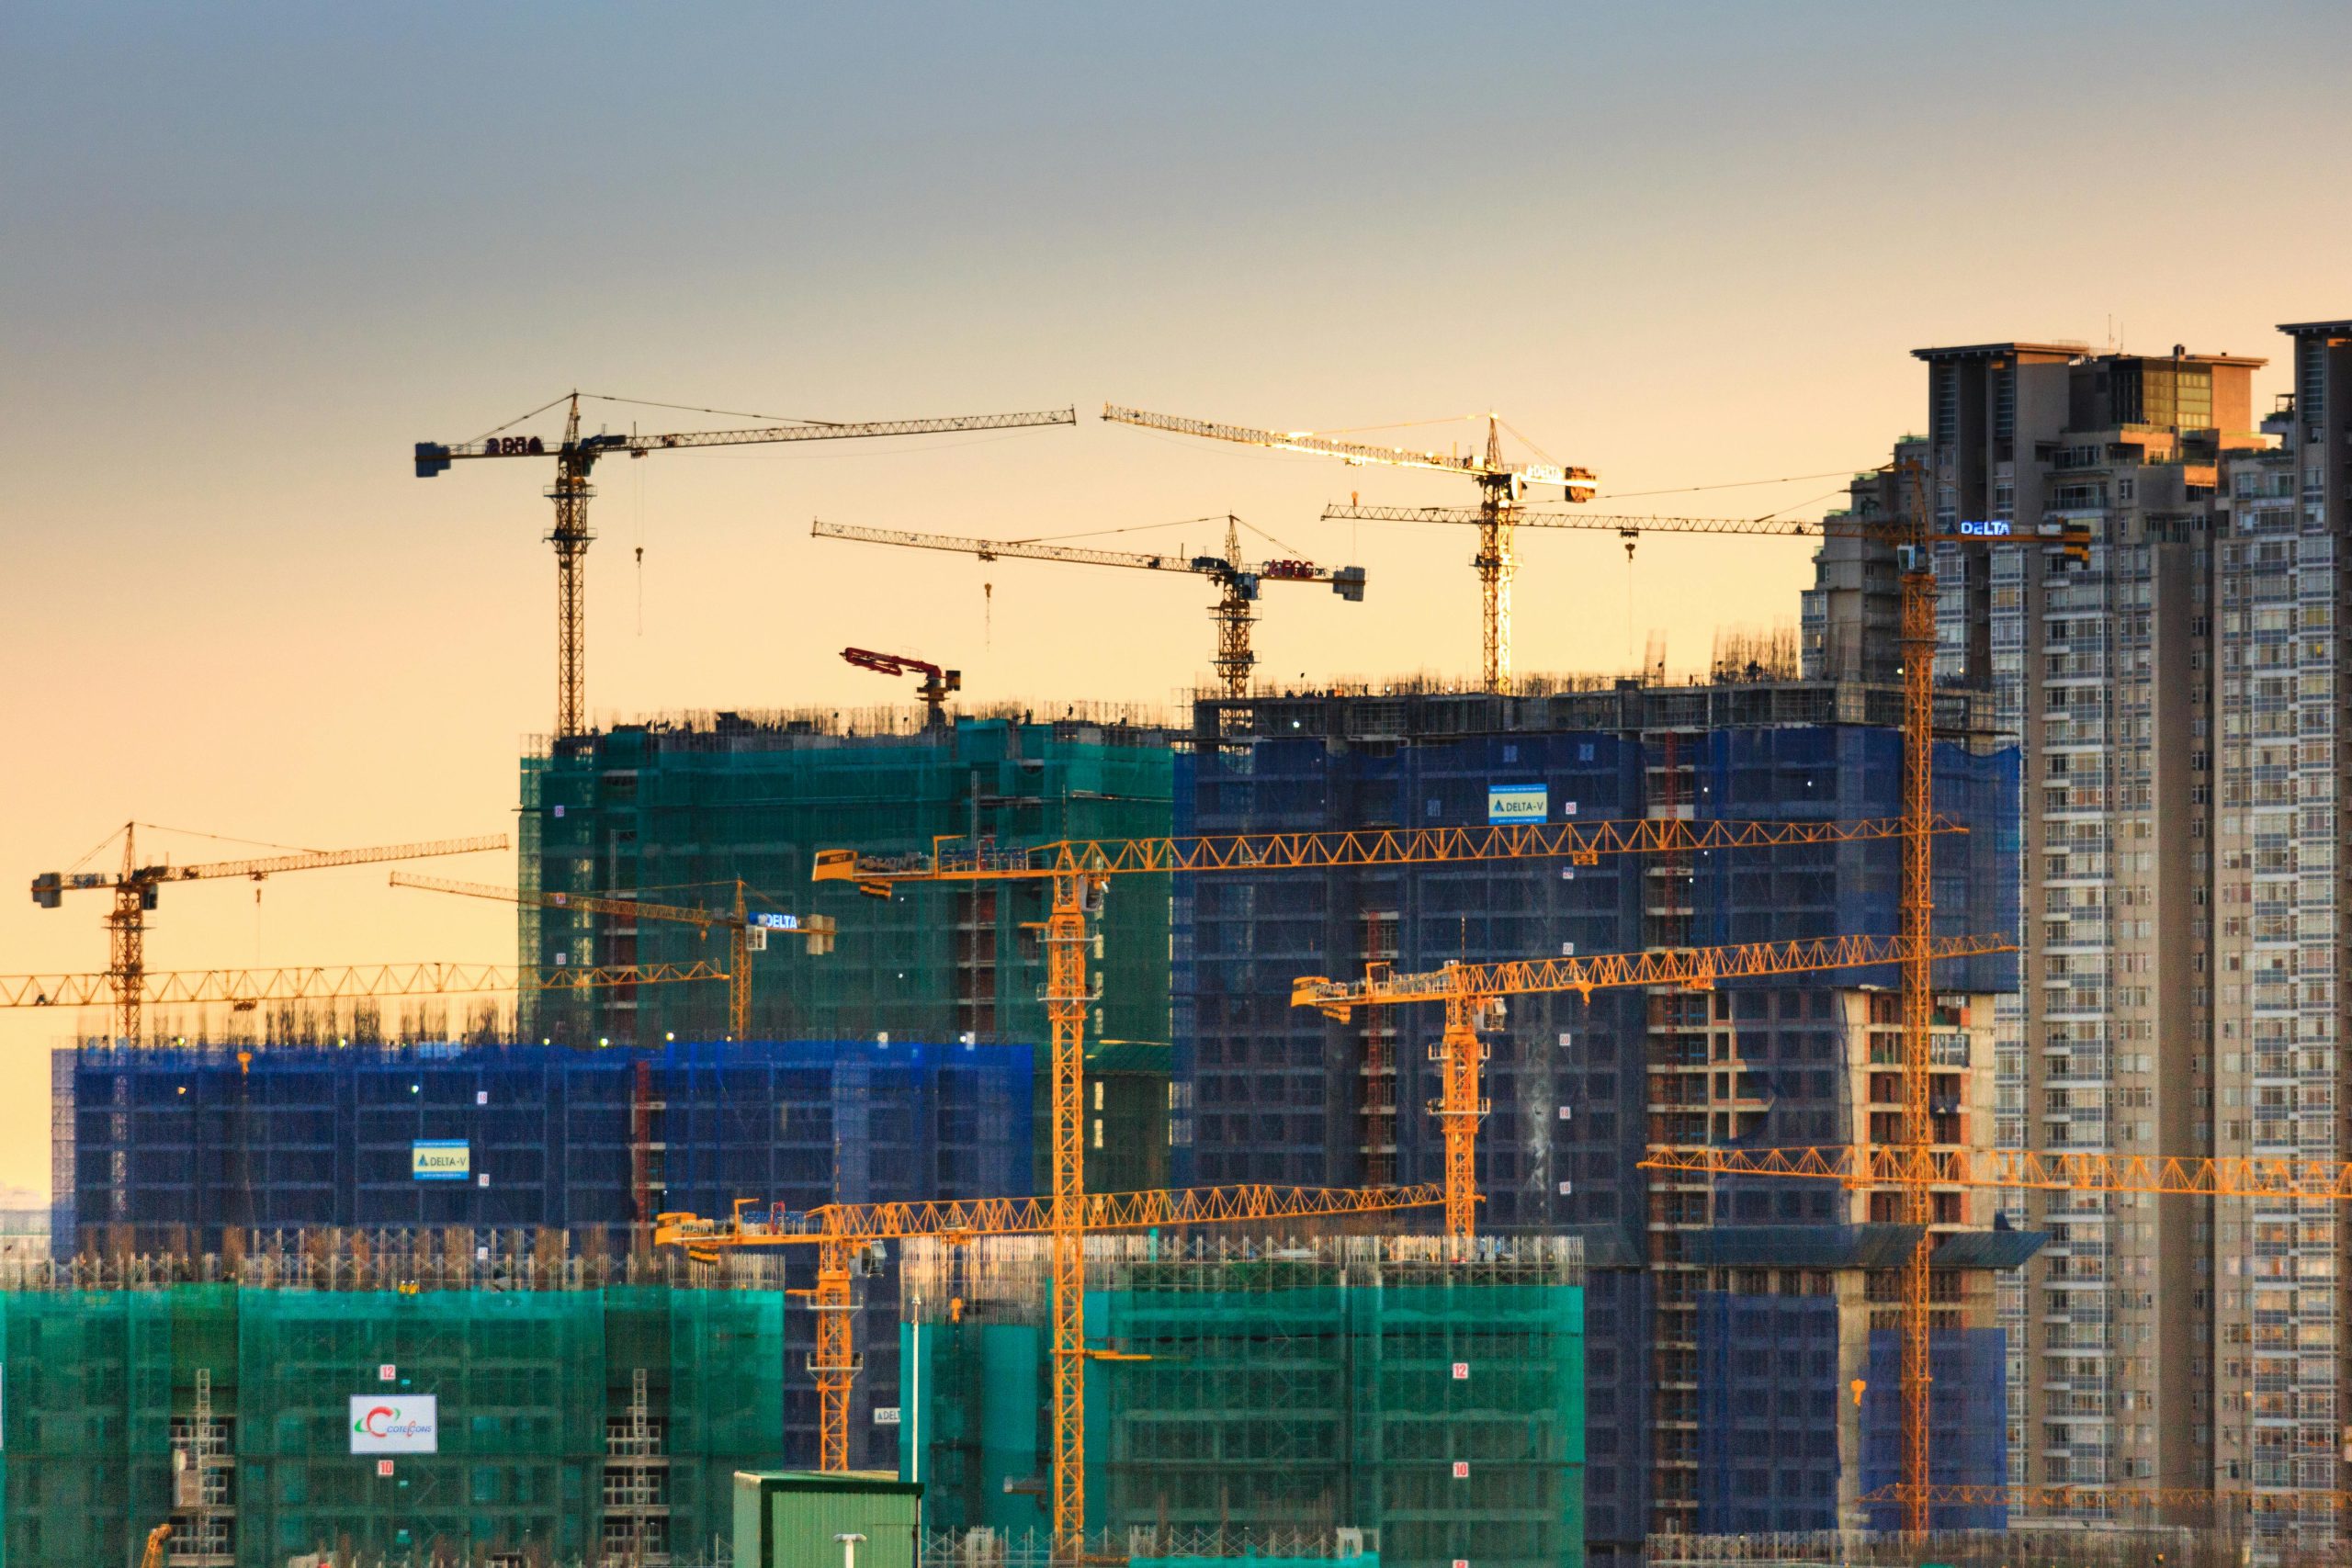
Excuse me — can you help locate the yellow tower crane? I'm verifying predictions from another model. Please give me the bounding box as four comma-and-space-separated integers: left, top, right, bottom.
0, 959, 728, 1014
389, 874, 836, 1040
1293, 932, 2016, 1239
811, 515, 1366, 698
815, 810, 1950, 1561
653, 1180, 1445, 1476
30, 826, 508, 1046
1103, 405, 1594, 694
1329, 475, 2090, 1534
415, 395, 1077, 736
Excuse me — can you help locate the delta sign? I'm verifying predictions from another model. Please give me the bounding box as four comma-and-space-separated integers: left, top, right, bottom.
349, 1395, 438, 1454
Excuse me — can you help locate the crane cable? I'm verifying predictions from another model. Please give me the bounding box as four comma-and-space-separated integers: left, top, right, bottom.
1599, 468, 1862, 501
1008, 513, 1317, 562
460, 392, 576, 448
578, 392, 840, 428
135, 823, 326, 856
1006, 514, 1233, 547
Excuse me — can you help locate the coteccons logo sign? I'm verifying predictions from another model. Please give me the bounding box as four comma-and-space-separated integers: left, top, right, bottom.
1487, 784, 1547, 825
350, 1395, 438, 1454
411, 1140, 470, 1181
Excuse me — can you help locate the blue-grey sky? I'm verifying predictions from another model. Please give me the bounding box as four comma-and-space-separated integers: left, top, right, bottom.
3, 2, 2346, 1191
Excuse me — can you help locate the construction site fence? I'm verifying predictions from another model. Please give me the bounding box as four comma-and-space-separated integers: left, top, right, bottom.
259, 1556, 738, 1568
920, 1528, 1379, 1568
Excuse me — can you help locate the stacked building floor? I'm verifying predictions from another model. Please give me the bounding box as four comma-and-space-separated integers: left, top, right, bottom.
1172, 678, 2035, 1557
39, 680, 2052, 1564
901, 1235, 1587, 1568
0, 1256, 784, 1568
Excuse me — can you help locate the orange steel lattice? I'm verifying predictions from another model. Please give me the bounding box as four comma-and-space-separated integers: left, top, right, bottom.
1894, 468, 1937, 1537
0, 959, 725, 1012
816, 815, 1961, 894
815, 815, 1937, 1561
391, 874, 836, 1040
1291, 933, 2016, 1239
29, 826, 506, 1046
1102, 405, 1596, 694
1642, 1143, 2352, 1201
653, 1181, 1444, 1475
414, 396, 1076, 736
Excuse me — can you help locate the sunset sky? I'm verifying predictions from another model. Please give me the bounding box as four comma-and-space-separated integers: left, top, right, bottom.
4, 2, 2348, 1193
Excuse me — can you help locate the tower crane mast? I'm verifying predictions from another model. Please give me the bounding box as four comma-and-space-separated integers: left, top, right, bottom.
1103, 405, 1593, 694
812, 516, 1366, 697
31, 826, 507, 1046
415, 396, 1076, 736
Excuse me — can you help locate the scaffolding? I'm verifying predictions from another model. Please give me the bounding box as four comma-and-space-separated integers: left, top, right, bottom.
519, 714, 1177, 1048
56, 1038, 1035, 1259
902, 1235, 1585, 1568
1171, 677, 2023, 1566
0, 1275, 786, 1568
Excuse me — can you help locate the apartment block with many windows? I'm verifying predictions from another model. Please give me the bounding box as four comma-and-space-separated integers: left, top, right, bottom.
1805, 329, 2352, 1546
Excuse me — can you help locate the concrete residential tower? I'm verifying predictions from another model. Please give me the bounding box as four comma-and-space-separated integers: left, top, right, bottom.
1808, 329, 2352, 1543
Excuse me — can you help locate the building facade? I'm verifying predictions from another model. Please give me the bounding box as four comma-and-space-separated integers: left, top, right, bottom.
1806, 327, 2352, 1545
1169, 678, 2030, 1559
2209, 321, 2350, 1537
518, 710, 1175, 1049
53, 1037, 1036, 1472
0, 1266, 786, 1568
900, 1234, 1589, 1568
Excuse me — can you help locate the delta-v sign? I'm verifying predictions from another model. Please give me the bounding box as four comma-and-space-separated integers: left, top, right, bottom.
350, 1395, 438, 1454
1908, 515, 2090, 566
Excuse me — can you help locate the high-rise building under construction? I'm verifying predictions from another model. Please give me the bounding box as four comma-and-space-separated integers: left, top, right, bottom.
1172, 676, 2033, 1558
517, 708, 1176, 1047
